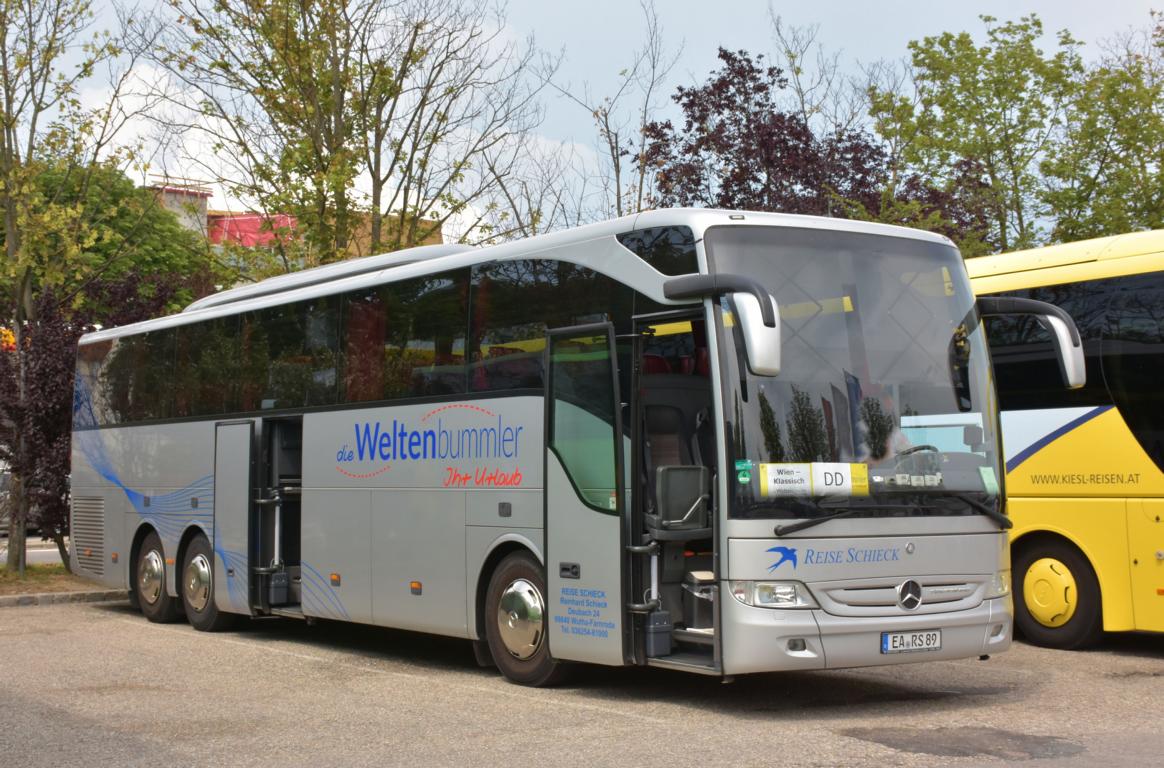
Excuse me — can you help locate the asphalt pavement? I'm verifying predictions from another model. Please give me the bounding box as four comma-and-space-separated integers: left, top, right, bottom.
1, 601, 1162, 767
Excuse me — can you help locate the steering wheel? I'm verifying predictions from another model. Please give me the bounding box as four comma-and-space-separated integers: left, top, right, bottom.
895, 444, 939, 457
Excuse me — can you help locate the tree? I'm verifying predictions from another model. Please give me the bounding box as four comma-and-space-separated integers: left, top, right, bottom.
786, 387, 829, 462
0, 0, 120, 573
868, 15, 1083, 252
1042, 12, 1164, 241
0, 161, 208, 572
764, 16, 995, 254
546, 0, 680, 220
859, 397, 896, 461
641, 48, 887, 217
154, 0, 542, 264
355, 1, 543, 250
758, 391, 784, 462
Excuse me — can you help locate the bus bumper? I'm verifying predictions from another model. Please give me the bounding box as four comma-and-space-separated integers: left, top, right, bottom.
721, 592, 1012, 675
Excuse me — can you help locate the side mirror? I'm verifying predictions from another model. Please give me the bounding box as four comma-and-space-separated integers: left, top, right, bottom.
733, 291, 782, 376
663, 272, 782, 376
978, 296, 1086, 389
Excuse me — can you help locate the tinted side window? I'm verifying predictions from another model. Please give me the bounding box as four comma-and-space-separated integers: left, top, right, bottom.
469, 260, 632, 392
984, 279, 1111, 410
342, 288, 387, 402
383, 272, 468, 398
244, 295, 340, 409
1102, 272, 1164, 470
617, 226, 698, 275
174, 317, 240, 417
77, 340, 113, 427
340, 270, 469, 402
98, 330, 174, 423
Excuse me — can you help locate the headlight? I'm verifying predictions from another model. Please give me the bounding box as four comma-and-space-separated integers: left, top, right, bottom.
729, 580, 818, 609
986, 569, 1011, 598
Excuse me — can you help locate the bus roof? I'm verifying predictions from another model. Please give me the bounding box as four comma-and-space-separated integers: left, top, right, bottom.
966, 229, 1164, 280
80, 208, 954, 345
183, 243, 476, 313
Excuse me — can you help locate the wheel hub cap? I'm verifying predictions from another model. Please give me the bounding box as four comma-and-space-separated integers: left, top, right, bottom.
139, 550, 164, 606
1024, 557, 1078, 627
184, 553, 213, 613
496, 578, 545, 660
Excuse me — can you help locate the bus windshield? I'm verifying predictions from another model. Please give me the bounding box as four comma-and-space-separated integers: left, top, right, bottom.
708, 225, 1002, 522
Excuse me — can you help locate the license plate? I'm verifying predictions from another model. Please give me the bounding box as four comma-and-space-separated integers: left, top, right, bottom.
881, 629, 942, 654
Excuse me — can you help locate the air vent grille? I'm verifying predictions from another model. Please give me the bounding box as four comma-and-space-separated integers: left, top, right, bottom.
71, 496, 105, 576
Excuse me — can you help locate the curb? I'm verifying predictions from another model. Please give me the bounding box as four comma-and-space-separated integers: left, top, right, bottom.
0, 590, 128, 608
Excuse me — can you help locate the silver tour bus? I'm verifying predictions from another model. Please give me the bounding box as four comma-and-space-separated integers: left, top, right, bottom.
69, 210, 1084, 685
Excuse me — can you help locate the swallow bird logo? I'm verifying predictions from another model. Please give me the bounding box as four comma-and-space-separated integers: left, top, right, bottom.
766, 546, 798, 571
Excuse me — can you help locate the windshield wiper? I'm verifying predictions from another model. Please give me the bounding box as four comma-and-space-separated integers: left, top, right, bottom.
773, 501, 922, 536
771, 493, 1011, 536
926, 492, 1012, 530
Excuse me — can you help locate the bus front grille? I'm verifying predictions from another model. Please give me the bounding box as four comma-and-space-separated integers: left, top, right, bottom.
813, 576, 986, 617
71, 497, 105, 576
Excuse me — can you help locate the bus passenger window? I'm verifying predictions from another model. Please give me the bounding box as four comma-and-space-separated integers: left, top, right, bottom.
244, 296, 340, 409
984, 280, 1109, 412
175, 318, 240, 417
1102, 275, 1164, 470
470, 260, 551, 392
342, 289, 386, 402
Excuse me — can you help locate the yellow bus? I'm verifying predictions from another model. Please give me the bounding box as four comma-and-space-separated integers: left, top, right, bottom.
968, 230, 1164, 648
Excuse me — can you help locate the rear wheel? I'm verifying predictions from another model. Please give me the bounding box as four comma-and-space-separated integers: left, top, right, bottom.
181, 534, 236, 632
484, 552, 566, 686
135, 531, 182, 623
1014, 539, 1102, 649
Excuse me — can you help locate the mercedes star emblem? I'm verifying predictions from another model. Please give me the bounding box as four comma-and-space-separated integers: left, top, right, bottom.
896, 579, 923, 610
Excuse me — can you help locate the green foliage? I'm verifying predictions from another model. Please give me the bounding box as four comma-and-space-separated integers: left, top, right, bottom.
870, 11, 1163, 254
859, 397, 896, 461
786, 387, 829, 462
1042, 13, 1164, 241
165, 0, 363, 265
758, 391, 784, 462
870, 15, 1084, 253
4, 162, 210, 314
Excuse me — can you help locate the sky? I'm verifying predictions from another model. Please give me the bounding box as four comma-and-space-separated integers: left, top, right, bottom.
508, 0, 1160, 143
84, 0, 1161, 214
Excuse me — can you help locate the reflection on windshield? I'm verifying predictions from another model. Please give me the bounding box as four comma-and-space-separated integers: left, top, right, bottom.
707, 225, 1002, 521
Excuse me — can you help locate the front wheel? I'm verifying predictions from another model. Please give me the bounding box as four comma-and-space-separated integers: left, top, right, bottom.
1013, 539, 1102, 649
484, 552, 567, 686
135, 531, 182, 623
181, 535, 236, 632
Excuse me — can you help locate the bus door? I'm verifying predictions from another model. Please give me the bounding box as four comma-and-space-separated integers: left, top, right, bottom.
1129, 499, 1164, 632
544, 323, 632, 666
633, 312, 719, 669
213, 421, 254, 614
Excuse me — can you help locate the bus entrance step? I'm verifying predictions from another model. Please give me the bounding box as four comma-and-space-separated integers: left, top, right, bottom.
646, 651, 719, 676
269, 606, 306, 620
672, 627, 715, 646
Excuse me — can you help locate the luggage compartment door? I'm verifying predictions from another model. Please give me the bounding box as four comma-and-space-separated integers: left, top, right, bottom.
214, 420, 254, 613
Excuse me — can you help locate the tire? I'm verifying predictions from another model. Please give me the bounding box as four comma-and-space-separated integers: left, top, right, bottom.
181, 534, 236, 632
135, 531, 182, 623
1013, 539, 1102, 649
484, 552, 567, 686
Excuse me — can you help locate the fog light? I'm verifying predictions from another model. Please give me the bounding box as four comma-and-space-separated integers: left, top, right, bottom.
787, 638, 807, 652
